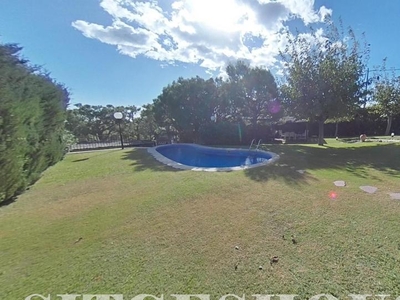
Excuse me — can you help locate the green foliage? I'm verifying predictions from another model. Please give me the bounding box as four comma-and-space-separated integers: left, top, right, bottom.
199, 121, 247, 145
0, 43, 69, 203
153, 76, 218, 142
223, 61, 281, 126
65, 103, 163, 143
63, 129, 78, 149
151, 63, 280, 143
373, 60, 400, 135
136, 104, 161, 140
374, 82, 400, 116
280, 21, 369, 145
66, 104, 139, 142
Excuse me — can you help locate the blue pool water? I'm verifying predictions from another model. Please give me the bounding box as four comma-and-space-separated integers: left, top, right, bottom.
154, 144, 275, 169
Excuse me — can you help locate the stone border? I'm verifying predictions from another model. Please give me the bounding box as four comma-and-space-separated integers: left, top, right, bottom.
147, 144, 280, 172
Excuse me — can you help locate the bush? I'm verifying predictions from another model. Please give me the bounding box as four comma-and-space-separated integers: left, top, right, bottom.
0, 43, 69, 204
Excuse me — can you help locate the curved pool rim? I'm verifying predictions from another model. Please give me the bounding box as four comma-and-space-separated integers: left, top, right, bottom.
147, 143, 280, 172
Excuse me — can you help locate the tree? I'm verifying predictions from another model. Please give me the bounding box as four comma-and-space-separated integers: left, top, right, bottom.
223, 61, 280, 127
373, 61, 400, 135
280, 21, 368, 145
118, 105, 141, 140
136, 104, 161, 140
66, 104, 139, 141
152, 76, 218, 142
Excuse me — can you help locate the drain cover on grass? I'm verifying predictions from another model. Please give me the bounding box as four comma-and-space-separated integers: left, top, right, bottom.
334, 181, 346, 187
360, 186, 378, 194
389, 193, 400, 200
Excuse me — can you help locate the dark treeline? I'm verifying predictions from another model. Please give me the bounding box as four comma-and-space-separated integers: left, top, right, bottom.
0, 43, 70, 204
66, 63, 282, 146
66, 60, 400, 147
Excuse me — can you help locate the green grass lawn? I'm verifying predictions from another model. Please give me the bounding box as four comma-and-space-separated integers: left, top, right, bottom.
1, 140, 400, 299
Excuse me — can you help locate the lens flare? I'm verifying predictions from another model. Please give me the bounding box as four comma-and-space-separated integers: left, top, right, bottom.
329, 191, 338, 199
268, 100, 281, 114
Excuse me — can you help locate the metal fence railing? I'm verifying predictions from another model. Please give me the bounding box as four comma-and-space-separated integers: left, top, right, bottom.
68, 139, 156, 152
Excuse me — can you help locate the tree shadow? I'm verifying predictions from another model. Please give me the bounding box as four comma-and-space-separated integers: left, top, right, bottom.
72, 158, 90, 162
121, 149, 184, 173
244, 163, 318, 185
0, 196, 17, 208
122, 148, 313, 185
245, 143, 400, 182
121, 143, 400, 184
68, 149, 120, 163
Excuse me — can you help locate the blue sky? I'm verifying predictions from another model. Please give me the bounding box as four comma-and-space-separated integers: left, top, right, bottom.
0, 0, 399, 108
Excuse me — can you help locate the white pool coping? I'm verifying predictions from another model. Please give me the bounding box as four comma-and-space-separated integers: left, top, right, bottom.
147, 144, 280, 172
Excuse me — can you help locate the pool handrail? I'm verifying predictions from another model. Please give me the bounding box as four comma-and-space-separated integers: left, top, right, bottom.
249, 139, 256, 150
256, 139, 262, 150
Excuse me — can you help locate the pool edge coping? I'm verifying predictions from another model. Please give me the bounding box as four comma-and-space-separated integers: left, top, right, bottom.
147, 143, 280, 172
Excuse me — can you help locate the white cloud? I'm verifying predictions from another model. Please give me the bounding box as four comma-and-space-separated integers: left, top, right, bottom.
72, 20, 160, 57
72, 0, 333, 74
319, 6, 333, 22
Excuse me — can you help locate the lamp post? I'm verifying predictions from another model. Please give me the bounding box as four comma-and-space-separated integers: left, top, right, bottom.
113, 112, 124, 149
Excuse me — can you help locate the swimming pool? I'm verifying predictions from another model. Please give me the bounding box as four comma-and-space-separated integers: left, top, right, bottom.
148, 144, 279, 171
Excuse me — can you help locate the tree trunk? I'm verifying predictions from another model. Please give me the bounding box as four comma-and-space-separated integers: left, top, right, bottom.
136, 124, 140, 140
318, 120, 324, 146
334, 121, 339, 137
384, 115, 393, 136
306, 122, 309, 141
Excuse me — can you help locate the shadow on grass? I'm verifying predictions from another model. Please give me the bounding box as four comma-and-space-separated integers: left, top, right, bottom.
68, 149, 122, 163
244, 163, 318, 184
72, 158, 90, 162
246, 143, 400, 182
122, 149, 184, 173
0, 196, 17, 207
122, 148, 313, 185
122, 143, 400, 183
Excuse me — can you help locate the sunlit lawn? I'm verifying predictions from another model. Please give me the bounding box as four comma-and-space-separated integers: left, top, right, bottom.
1, 139, 400, 299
